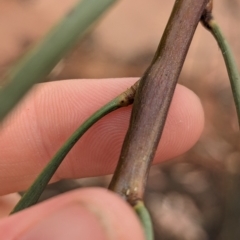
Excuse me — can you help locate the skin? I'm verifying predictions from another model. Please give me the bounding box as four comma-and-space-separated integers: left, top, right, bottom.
0, 78, 204, 239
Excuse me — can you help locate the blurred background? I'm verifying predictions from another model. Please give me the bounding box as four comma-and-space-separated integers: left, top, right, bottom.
1, 0, 240, 239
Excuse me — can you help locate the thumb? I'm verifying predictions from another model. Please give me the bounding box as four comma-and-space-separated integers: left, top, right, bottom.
0, 188, 144, 240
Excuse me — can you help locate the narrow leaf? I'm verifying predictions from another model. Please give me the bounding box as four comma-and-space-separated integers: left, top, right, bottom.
0, 0, 117, 122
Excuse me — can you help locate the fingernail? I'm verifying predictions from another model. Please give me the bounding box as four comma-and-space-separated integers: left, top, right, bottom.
19, 204, 109, 240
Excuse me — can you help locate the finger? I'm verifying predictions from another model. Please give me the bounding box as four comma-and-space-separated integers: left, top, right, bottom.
0, 78, 204, 195
0, 188, 144, 240
0, 193, 20, 218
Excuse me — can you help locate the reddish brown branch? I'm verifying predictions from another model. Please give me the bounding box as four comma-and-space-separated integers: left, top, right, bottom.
109, 0, 209, 205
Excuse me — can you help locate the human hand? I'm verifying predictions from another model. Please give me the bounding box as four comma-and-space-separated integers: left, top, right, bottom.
0, 78, 204, 239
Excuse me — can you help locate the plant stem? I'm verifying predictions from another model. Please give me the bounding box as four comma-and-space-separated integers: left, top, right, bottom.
109, 0, 208, 204
10, 81, 138, 214
201, 4, 240, 238
0, 0, 117, 122
134, 201, 154, 240
201, 2, 240, 126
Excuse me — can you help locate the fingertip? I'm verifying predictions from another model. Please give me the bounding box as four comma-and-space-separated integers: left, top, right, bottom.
67, 188, 145, 240
0, 79, 204, 194
0, 188, 145, 240
155, 84, 204, 162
